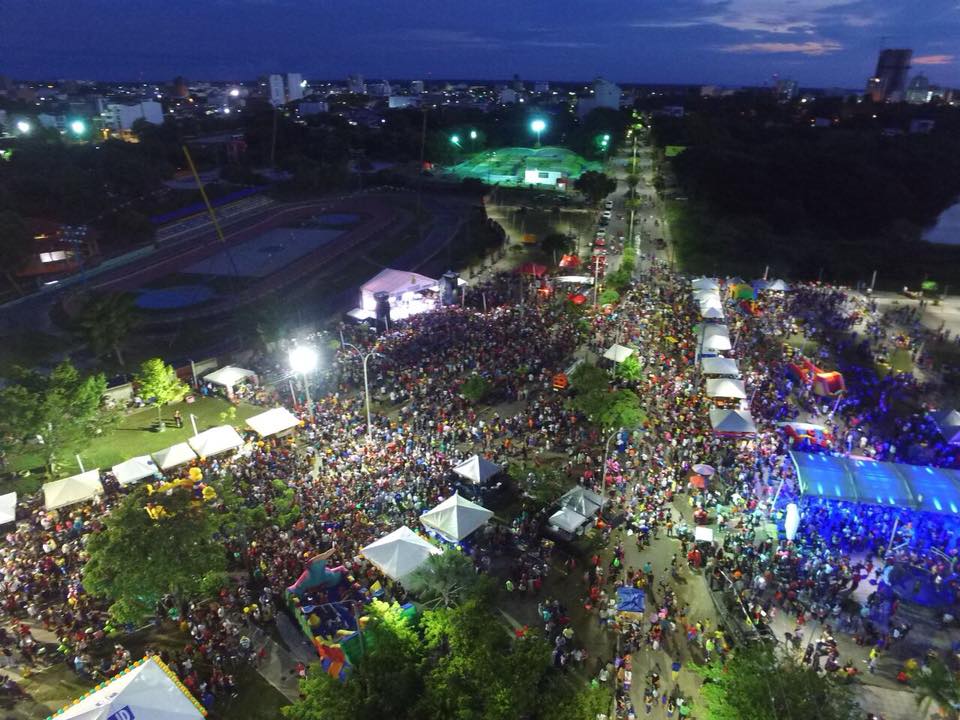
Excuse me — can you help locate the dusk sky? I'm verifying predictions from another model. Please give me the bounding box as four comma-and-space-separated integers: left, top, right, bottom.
5, 0, 960, 87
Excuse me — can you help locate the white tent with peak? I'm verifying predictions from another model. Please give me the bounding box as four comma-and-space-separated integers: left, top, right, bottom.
112, 455, 159, 486
203, 365, 257, 390
246, 407, 300, 437
152, 442, 198, 471
43, 470, 103, 511
420, 492, 493, 542
700, 357, 740, 377
362, 526, 442, 581
47, 655, 206, 720
188, 425, 244, 458
0, 492, 16, 525
706, 378, 747, 399
709, 408, 757, 435
452, 455, 501, 484
603, 344, 634, 363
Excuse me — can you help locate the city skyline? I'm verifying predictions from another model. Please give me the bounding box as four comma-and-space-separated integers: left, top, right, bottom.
4, 0, 960, 87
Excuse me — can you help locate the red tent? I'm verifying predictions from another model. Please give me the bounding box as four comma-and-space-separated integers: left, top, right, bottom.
567, 293, 587, 305
518, 262, 548, 277
559, 254, 581, 269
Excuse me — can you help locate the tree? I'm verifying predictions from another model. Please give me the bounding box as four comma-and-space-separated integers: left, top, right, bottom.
75, 292, 139, 366
616, 354, 643, 382
695, 644, 860, 720
0, 210, 32, 294
404, 549, 493, 608
460, 374, 489, 403
541, 232, 573, 257
914, 657, 960, 720
83, 485, 228, 624
0, 361, 113, 474
598, 288, 620, 305
284, 600, 425, 720
573, 170, 617, 206
135, 357, 188, 430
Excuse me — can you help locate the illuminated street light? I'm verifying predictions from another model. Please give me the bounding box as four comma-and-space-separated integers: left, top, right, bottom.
16, 120, 31, 134
450, 134, 461, 147
530, 118, 547, 147
603, 134, 610, 142
229, 88, 240, 97
289, 345, 319, 420
469, 130, 477, 140
70, 120, 87, 136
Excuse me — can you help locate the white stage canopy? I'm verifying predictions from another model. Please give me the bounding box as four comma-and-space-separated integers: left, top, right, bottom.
152, 442, 198, 471
709, 408, 757, 435
691, 277, 719, 291
561, 486, 603, 517
603, 344, 634, 363
188, 425, 244, 458
362, 526, 441, 581
203, 365, 257, 389
0, 492, 16, 525
49, 655, 206, 720
112, 455, 159, 485
931, 409, 960, 445
548, 507, 590, 534
452, 455, 501, 484
706, 378, 747, 399
420, 492, 493, 542
765, 279, 791, 292
247, 407, 300, 437
700, 357, 740, 377
700, 304, 724, 320
43, 470, 103, 511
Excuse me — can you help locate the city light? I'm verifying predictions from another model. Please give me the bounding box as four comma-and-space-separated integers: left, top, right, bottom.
70, 120, 86, 136
469, 130, 477, 140
450, 134, 461, 146
16, 120, 31, 134
530, 118, 546, 147
229, 88, 240, 97
289, 345, 318, 374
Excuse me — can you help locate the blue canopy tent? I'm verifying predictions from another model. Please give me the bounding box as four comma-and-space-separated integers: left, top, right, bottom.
895, 463, 960, 516
848, 459, 916, 509
616, 587, 646, 620
792, 452, 859, 504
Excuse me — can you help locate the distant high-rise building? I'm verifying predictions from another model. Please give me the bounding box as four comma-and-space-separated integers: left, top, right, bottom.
367, 80, 392, 97
172, 76, 189, 99
906, 74, 931, 104
347, 74, 366, 94
287, 73, 304, 102
499, 88, 518, 105
409, 80, 425, 95
866, 48, 912, 102
775, 78, 798, 101
592, 77, 622, 110
268, 74, 286, 106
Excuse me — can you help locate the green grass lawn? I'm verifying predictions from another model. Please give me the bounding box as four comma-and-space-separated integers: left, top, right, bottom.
4, 397, 261, 495
876, 347, 915, 378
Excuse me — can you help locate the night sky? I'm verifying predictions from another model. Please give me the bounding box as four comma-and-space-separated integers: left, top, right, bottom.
5, 0, 960, 87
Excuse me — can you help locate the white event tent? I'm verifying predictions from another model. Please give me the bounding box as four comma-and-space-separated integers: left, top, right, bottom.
48, 655, 206, 720
246, 407, 300, 437
560, 486, 603, 517
152, 442, 198, 471
706, 378, 747, 399
361, 526, 441, 581
203, 366, 257, 395
452, 455, 501, 484
111, 455, 159, 486
0, 492, 16, 525
603, 344, 634, 363
691, 277, 719, 291
700, 357, 740, 377
188, 425, 244, 458
931, 409, 960, 445
420, 492, 493, 542
43, 470, 103, 511
709, 408, 757, 435
700, 303, 724, 320
548, 507, 590, 534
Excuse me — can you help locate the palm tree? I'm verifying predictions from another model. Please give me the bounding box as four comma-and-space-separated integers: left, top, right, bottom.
914, 658, 960, 720
404, 549, 490, 608
76, 292, 139, 367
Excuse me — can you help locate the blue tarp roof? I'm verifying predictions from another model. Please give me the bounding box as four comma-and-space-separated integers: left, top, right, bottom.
791, 451, 960, 515
616, 586, 646, 614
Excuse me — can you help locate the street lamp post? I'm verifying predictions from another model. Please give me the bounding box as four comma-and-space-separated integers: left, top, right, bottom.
341, 342, 383, 441
530, 119, 546, 148
288, 345, 319, 422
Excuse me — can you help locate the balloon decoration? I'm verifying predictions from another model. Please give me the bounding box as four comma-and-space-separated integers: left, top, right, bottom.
784, 503, 800, 541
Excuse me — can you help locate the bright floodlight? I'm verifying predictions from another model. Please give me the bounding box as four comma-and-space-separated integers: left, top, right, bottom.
603, 134, 610, 141
70, 120, 86, 135
229, 88, 240, 97
289, 345, 318, 374
469, 130, 477, 139
16, 120, 31, 134
530, 119, 546, 133
450, 134, 461, 145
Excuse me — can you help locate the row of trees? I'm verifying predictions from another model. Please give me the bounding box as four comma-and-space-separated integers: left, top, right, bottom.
284, 552, 610, 720
0, 356, 186, 475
